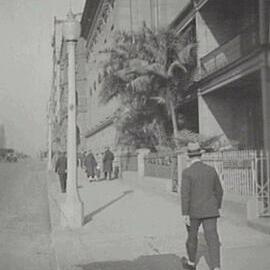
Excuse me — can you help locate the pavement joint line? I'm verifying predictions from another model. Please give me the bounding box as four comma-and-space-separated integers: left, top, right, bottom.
222, 242, 270, 250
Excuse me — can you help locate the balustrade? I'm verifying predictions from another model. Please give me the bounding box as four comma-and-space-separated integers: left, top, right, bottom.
200, 25, 259, 78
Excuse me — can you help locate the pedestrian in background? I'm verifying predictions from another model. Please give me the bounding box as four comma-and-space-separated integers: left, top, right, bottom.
78, 151, 85, 169
181, 142, 223, 270
103, 147, 114, 180
84, 150, 97, 181
52, 151, 59, 171
55, 151, 67, 193
82, 151, 87, 169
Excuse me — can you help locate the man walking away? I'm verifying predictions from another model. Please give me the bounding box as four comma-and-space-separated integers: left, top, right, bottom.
84, 150, 97, 181
55, 152, 67, 193
103, 147, 114, 180
181, 142, 223, 270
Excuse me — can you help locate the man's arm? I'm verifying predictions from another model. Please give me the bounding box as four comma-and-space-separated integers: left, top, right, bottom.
213, 169, 223, 209
64, 157, 68, 171
55, 159, 59, 173
181, 170, 191, 216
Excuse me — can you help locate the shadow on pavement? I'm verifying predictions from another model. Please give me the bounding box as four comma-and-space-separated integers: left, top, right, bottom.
77, 254, 185, 270
83, 190, 134, 225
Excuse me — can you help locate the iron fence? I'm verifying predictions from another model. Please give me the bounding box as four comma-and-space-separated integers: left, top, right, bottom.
121, 149, 270, 217
144, 153, 177, 180
202, 150, 257, 197
254, 151, 270, 217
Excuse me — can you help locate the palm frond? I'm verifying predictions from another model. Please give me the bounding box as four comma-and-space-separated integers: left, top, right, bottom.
115, 68, 134, 82
128, 58, 149, 75
176, 43, 197, 66
98, 27, 197, 150
149, 96, 165, 104
129, 76, 152, 92
99, 73, 126, 104
167, 60, 187, 78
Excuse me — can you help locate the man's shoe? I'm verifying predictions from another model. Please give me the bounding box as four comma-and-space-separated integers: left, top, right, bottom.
181, 257, 196, 270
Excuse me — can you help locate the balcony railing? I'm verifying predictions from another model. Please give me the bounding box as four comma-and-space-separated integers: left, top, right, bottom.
200, 25, 259, 78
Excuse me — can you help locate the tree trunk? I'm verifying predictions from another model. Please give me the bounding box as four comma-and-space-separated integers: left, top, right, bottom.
169, 99, 178, 146
157, 122, 167, 147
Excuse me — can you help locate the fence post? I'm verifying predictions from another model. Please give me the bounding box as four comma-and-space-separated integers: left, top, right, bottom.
177, 151, 188, 193
247, 150, 259, 220
137, 148, 150, 179
118, 154, 122, 179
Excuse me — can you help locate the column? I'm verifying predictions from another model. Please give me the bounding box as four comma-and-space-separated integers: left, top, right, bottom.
137, 148, 150, 179
47, 117, 53, 171
260, 0, 270, 214
61, 10, 84, 228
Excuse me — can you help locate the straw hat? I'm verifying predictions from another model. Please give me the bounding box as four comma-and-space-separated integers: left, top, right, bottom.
187, 142, 204, 157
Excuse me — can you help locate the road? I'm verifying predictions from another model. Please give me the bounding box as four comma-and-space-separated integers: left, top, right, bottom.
0, 160, 56, 270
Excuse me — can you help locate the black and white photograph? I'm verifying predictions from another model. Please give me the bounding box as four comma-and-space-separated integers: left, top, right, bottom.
1, 0, 270, 269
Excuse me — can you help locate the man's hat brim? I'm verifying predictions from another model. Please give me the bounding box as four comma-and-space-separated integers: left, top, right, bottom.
187, 150, 204, 157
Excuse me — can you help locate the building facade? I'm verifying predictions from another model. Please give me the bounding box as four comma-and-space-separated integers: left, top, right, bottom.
196, 0, 264, 150
172, 0, 270, 150
80, 0, 191, 156
49, 0, 270, 159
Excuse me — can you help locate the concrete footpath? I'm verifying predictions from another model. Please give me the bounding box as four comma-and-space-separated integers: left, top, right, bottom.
47, 169, 270, 270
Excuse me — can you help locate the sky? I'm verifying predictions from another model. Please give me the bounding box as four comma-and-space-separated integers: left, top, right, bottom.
0, 0, 85, 156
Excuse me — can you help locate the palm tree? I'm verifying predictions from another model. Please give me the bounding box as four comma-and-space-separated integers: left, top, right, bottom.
100, 25, 197, 149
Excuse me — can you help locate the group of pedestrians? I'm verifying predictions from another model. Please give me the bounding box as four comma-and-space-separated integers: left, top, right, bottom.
84, 147, 115, 181
54, 147, 116, 193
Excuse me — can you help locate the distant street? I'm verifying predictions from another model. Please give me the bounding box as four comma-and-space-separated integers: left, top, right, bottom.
0, 160, 56, 270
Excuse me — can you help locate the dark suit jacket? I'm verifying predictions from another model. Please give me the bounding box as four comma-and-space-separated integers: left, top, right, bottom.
181, 161, 223, 219
103, 150, 114, 172
55, 156, 67, 175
